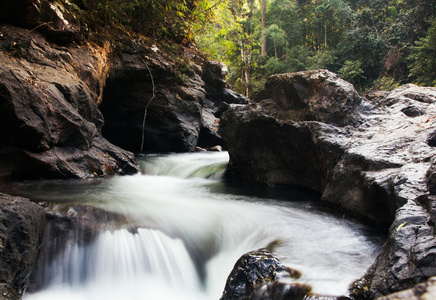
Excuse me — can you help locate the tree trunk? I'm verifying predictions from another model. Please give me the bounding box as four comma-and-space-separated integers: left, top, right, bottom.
239, 36, 251, 98
261, 0, 267, 56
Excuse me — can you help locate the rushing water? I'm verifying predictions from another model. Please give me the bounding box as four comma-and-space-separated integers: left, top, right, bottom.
2, 152, 384, 300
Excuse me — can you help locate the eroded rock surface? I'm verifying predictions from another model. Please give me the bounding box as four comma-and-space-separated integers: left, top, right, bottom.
0, 193, 45, 300
100, 54, 247, 153
219, 70, 436, 297
0, 26, 139, 180
376, 276, 436, 300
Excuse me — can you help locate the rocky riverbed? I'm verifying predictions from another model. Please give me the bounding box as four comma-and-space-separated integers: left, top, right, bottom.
1, 1, 436, 299
219, 70, 436, 298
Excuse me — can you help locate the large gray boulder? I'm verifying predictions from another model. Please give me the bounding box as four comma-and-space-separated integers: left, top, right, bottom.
219, 71, 436, 297
220, 70, 359, 193
253, 70, 362, 126
0, 193, 45, 300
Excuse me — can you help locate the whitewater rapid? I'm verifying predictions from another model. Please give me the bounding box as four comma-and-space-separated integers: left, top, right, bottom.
10, 152, 383, 300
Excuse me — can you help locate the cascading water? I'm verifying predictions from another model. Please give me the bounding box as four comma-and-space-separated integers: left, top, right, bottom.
2, 152, 384, 300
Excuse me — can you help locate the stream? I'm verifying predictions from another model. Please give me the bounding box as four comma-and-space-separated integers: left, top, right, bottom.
2, 152, 384, 300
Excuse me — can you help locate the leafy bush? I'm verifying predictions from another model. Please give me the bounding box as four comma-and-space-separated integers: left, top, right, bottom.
372, 76, 401, 91
408, 20, 436, 87
339, 60, 365, 87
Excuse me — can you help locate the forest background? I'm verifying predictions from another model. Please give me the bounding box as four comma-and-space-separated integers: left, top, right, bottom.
68, 0, 435, 97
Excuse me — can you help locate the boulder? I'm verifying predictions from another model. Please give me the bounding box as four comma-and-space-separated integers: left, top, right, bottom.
0, 26, 139, 180
220, 245, 351, 300
253, 70, 362, 126
203, 61, 228, 91
220, 247, 309, 300
219, 70, 359, 192
219, 71, 436, 296
0, 193, 46, 300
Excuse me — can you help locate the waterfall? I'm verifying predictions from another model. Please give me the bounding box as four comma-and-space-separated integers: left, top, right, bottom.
14, 152, 383, 300
28, 228, 203, 300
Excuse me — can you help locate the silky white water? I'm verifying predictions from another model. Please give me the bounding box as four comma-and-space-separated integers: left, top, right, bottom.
9, 152, 383, 300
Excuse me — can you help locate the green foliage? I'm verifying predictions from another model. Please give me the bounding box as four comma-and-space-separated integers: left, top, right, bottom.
307, 50, 336, 70
408, 20, 436, 86
371, 76, 401, 91
193, 0, 435, 94
175, 58, 194, 82
73, 0, 199, 43
339, 60, 365, 86
265, 24, 288, 57
71, 0, 434, 93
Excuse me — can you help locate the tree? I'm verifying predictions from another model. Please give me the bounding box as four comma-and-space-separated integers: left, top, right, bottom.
265, 24, 288, 58
338, 60, 365, 87
261, 0, 267, 55
408, 20, 436, 86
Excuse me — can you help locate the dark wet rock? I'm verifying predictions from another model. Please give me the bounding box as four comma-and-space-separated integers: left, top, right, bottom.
100, 49, 205, 153
252, 281, 312, 300
427, 158, 436, 195
427, 130, 436, 147
203, 61, 227, 91
220, 245, 351, 300
0, 26, 139, 180
101, 48, 246, 153
375, 276, 436, 300
401, 105, 424, 117
0, 193, 45, 300
220, 248, 307, 300
350, 194, 436, 298
219, 72, 436, 297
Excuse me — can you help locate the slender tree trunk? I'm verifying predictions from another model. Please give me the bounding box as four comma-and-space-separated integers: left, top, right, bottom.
261, 0, 267, 56
239, 36, 251, 98
274, 40, 277, 58
325, 20, 327, 48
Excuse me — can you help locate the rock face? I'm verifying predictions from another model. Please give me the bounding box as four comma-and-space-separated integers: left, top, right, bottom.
100, 46, 205, 153
0, 193, 46, 299
0, 0, 81, 44
100, 53, 247, 153
219, 70, 436, 297
376, 276, 436, 300
0, 0, 247, 178
0, 26, 139, 180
